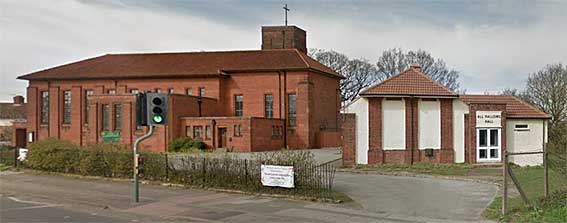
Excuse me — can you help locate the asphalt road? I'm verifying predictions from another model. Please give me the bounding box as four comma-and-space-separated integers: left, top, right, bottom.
0, 171, 497, 223
334, 172, 498, 222
0, 195, 126, 222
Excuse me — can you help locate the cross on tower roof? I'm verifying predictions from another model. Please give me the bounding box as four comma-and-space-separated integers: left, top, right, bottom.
283, 4, 290, 26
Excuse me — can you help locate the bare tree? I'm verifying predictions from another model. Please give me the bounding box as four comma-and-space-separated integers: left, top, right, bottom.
524, 63, 567, 126
376, 48, 460, 91
309, 49, 383, 104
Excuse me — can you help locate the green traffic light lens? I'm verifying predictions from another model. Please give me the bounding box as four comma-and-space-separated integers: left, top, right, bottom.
152, 115, 163, 123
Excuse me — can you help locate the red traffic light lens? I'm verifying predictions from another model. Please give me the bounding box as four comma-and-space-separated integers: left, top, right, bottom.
152, 98, 162, 105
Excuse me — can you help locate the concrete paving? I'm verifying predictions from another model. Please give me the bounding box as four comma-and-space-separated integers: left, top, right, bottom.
333, 172, 498, 222
0, 170, 497, 222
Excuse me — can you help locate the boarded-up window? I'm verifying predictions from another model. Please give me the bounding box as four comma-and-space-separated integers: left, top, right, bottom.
418, 99, 441, 149
382, 99, 405, 150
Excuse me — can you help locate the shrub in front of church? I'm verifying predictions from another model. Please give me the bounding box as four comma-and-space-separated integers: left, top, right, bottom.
26, 138, 80, 173
24, 138, 338, 201
168, 137, 204, 153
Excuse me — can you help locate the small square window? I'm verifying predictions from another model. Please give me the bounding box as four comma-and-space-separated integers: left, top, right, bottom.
514, 124, 529, 131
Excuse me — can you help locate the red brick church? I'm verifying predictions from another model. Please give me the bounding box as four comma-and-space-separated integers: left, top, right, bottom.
18, 25, 343, 152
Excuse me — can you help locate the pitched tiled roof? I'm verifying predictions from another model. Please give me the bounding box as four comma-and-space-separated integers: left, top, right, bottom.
359, 66, 458, 97
0, 103, 26, 120
18, 49, 343, 80
460, 95, 551, 119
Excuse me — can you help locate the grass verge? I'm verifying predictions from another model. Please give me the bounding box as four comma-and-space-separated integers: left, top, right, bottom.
0, 163, 11, 171
352, 162, 475, 176
483, 166, 567, 222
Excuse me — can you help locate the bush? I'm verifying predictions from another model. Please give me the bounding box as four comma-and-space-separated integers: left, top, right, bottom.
26, 138, 80, 173
78, 144, 131, 177
168, 137, 203, 153
0, 145, 16, 166
22, 139, 339, 201
193, 138, 206, 150
26, 138, 133, 177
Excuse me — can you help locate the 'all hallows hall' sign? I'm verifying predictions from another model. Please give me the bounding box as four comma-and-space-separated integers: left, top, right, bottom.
476, 111, 502, 128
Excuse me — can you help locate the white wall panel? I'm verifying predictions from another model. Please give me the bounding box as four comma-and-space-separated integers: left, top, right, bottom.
343, 98, 369, 164
382, 99, 405, 150
419, 100, 440, 149
507, 119, 546, 166
453, 100, 469, 163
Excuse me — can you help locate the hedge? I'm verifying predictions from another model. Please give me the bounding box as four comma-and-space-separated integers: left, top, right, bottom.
20, 138, 339, 201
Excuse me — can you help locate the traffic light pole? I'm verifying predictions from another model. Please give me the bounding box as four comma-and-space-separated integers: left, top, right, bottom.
133, 125, 155, 203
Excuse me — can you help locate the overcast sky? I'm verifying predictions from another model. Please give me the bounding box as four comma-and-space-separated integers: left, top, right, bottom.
1, 0, 566, 102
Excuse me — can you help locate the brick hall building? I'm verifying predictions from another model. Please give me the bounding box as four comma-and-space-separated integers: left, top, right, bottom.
18, 25, 343, 152
342, 64, 551, 167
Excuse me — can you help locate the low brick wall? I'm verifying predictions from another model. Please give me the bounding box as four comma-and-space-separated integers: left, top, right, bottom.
341, 113, 356, 167
317, 131, 342, 148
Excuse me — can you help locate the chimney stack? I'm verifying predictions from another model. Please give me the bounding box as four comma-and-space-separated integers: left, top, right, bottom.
410, 63, 421, 71
261, 26, 307, 54
13, 95, 24, 105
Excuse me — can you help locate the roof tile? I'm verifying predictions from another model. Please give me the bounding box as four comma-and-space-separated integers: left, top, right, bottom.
359, 67, 458, 96
460, 95, 551, 119
18, 49, 342, 80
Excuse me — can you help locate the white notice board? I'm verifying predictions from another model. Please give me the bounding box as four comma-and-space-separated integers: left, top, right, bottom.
261, 164, 294, 188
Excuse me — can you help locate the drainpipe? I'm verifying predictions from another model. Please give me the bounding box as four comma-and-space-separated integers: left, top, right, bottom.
211, 119, 216, 149
197, 96, 202, 117
283, 70, 288, 149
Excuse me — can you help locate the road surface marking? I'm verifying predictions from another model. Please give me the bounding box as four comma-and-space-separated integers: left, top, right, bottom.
7, 196, 63, 210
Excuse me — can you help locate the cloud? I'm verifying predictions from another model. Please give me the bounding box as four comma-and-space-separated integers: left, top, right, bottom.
1, 0, 566, 101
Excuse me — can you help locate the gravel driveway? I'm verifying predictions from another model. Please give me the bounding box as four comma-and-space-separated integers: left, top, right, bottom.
334, 172, 498, 222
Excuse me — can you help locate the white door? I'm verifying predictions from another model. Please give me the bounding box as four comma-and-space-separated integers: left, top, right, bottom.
476, 128, 501, 162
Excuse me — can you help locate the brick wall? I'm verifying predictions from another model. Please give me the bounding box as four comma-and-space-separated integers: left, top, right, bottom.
340, 113, 356, 167
468, 103, 507, 164
181, 117, 285, 152
261, 26, 307, 54
250, 118, 285, 151
24, 70, 341, 152
439, 99, 454, 163
367, 97, 383, 164
364, 97, 456, 165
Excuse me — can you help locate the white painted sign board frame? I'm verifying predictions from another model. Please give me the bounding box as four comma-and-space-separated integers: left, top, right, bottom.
261, 164, 295, 188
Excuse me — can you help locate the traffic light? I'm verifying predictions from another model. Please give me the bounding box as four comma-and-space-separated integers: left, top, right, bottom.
136, 93, 148, 126
146, 93, 168, 125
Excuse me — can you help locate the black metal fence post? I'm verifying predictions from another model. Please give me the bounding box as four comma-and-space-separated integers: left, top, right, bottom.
164, 153, 169, 181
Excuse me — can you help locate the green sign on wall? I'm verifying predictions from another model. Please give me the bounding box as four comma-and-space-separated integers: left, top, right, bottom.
102, 131, 121, 143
